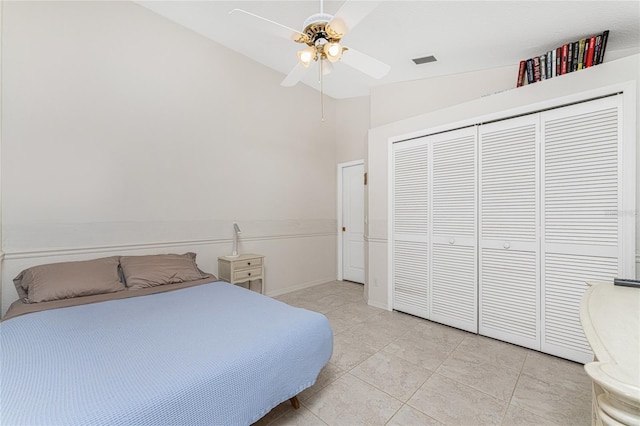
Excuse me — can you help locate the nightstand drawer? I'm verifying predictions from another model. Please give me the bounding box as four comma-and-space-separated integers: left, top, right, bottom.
234, 258, 263, 269
233, 267, 263, 281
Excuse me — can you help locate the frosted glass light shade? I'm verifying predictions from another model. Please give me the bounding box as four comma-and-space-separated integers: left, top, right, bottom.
297, 46, 316, 67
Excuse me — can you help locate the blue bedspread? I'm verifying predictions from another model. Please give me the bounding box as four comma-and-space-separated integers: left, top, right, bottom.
0, 281, 333, 425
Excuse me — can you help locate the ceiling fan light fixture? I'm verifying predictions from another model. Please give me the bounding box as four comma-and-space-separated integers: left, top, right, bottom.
298, 46, 317, 67
324, 41, 343, 62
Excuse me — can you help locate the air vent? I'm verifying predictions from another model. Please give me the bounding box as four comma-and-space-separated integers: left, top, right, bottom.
412, 55, 437, 65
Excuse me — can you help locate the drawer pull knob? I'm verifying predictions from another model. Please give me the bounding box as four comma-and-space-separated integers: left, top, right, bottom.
449, 239, 455, 245
248, 272, 251, 276
503, 242, 511, 249
248, 262, 251, 266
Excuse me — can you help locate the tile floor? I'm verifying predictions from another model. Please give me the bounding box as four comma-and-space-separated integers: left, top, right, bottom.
253, 281, 592, 426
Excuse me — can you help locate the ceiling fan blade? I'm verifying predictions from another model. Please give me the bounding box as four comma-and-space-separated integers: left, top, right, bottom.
281, 62, 311, 87
328, 1, 381, 38
229, 9, 309, 43
340, 47, 390, 79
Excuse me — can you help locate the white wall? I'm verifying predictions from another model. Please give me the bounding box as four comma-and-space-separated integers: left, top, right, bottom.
0, 1, 341, 314
370, 65, 518, 128
335, 95, 370, 164
366, 54, 640, 309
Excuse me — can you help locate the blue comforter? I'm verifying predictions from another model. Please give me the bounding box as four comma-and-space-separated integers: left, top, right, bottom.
0, 281, 333, 425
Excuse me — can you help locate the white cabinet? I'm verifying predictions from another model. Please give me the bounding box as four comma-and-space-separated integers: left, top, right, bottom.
391, 95, 635, 363
479, 114, 540, 350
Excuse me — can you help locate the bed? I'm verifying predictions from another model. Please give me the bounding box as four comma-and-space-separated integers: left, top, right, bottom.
0, 254, 333, 425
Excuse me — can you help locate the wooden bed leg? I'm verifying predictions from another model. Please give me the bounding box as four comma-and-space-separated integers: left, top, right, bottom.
289, 396, 300, 409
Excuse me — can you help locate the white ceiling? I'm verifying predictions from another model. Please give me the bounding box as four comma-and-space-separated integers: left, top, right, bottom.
137, 1, 640, 99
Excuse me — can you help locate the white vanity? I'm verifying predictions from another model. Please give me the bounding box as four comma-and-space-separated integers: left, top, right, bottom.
581, 281, 640, 425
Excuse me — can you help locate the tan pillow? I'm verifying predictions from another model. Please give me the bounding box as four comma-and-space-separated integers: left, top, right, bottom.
120, 252, 206, 290
14, 256, 124, 303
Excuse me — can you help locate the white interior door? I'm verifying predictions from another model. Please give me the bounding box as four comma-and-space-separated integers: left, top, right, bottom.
392, 139, 430, 318
430, 127, 478, 333
541, 95, 624, 363
479, 114, 541, 350
342, 162, 365, 283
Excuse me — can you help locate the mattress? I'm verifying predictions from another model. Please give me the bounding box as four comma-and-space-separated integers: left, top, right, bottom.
0, 281, 333, 425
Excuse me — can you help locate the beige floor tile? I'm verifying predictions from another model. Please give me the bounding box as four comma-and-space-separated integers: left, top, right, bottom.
325, 301, 382, 322
268, 406, 327, 426
324, 302, 382, 334
521, 351, 592, 392
386, 405, 443, 426
455, 334, 529, 371
299, 362, 346, 401
350, 351, 433, 401
436, 350, 520, 401
304, 373, 403, 426
501, 404, 562, 425
383, 333, 457, 371
338, 322, 403, 351
362, 310, 418, 336
410, 321, 468, 350
408, 374, 508, 426
308, 293, 353, 314
274, 283, 593, 426
511, 372, 591, 426
331, 332, 379, 371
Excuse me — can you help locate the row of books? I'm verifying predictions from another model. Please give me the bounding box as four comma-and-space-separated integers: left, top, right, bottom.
517, 30, 609, 87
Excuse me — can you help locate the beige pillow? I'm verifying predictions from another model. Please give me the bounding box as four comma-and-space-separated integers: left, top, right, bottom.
14, 256, 124, 303
120, 253, 206, 290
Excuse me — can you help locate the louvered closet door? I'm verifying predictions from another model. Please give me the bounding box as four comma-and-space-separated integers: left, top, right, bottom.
392, 138, 430, 318
430, 127, 477, 333
541, 96, 625, 363
479, 115, 540, 350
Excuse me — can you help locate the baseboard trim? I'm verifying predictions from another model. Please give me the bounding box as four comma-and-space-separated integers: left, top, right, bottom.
3, 232, 336, 260
266, 277, 336, 298
367, 300, 391, 311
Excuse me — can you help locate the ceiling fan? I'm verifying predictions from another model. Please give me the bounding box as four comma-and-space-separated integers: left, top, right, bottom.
229, 1, 391, 88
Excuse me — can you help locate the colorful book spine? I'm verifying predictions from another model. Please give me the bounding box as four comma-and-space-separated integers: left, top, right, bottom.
598, 30, 610, 64
593, 35, 602, 67
517, 60, 526, 87
577, 38, 586, 70
533, 56, 541, 81
526, 58, 535, 84
586, 36, 596, 67
561, 44, 569, 74
583, 41, 590, 68
571, 41, 579, 72
517, 30, 610, 88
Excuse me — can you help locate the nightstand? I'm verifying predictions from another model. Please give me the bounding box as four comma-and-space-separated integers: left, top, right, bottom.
217, 253, 265, 294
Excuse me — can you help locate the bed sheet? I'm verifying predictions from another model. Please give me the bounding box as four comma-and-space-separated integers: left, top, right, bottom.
1, 281, 333, 425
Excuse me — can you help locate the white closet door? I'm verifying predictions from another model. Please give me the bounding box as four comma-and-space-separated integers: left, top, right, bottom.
392, 138, 430, 318
479, 115, 540, 350
541, 95, 625, 363
430, 127, 477, 333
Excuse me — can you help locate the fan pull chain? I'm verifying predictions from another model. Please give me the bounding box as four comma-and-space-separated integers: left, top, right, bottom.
320, 60, 325, 121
